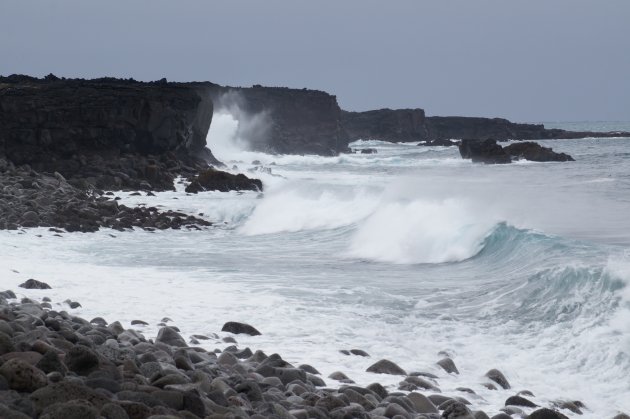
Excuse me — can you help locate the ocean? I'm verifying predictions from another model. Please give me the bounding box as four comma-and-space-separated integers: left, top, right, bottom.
2, 116, 629, 418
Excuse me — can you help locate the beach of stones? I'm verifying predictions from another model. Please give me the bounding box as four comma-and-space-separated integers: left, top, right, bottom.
0, 280, 624, 419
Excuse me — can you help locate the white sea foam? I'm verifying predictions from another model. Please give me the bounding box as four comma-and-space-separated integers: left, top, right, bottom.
347, 197, 497, 264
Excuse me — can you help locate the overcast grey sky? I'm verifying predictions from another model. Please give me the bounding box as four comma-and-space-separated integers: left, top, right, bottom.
1, 0, 629, 121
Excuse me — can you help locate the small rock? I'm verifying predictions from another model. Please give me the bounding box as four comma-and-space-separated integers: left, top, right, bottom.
437, 357, 459, 374
366, 359, 407, 375
506, 395, 537, 408
221, 321, 261, 336
19, 278, 52, 289
485, 369, 510, 389
525, 408, 570, 419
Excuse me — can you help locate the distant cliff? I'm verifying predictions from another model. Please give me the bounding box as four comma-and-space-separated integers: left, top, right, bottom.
0, 75, 217, 190
343, 110, 630, 143
209, 85, 349, 156
342, 109, 428, 142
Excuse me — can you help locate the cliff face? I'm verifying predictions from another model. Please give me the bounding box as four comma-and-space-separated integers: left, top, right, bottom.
341, 110, 629, 143
425, 116, 550, 141
209, 85, 349, 156
342, 109, 429, 142
0, 75, 217, 189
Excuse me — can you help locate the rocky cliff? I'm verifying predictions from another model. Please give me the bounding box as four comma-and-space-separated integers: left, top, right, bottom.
342, 108, 429, 142
0, 75, 218, 190
209, 85, 349, 156
342, 109, 629, 143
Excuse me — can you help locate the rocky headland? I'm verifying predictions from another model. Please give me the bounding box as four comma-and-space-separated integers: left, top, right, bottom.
1, 289, 619, 419
0, 75, 261, 232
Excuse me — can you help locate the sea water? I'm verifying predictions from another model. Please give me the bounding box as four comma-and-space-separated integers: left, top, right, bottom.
1, 116, 629, 417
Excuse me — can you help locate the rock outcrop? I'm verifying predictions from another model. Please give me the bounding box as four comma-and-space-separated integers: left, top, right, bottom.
503, 141, 575, 162
185, 168, 262, 193
458, 139, 512, 164
458, 139, 574, 164
209, 85, 349, 156
0, 74, 218, 191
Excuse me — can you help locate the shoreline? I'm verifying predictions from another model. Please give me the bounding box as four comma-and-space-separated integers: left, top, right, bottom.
1, 284, 623, 419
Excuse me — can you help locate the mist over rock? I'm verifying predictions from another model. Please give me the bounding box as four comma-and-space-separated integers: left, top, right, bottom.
208, 85, 349, 156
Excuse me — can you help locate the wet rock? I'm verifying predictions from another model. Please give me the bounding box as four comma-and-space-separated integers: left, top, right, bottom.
328, 371, 353, 382
437, 357, 459, 374
459, 139, 511, 164
525, 408, 569, 419
350, 349, 370, 357
131, 320, 148, 326
506, 395, 537, 408
485, 369, 510, 389
155, 326, 187, 347
551, 400, 584, 414
19, 278, 52, 289
366, 359, 407, 375
0, 358, 48, 392
406, 392, 438, 413
366, 382, 388, 400
185, 168, 262, 193
299, 364, 321, 375
0, 290, 17, 299
221, 321, 262, 336
35, 350, 67, 376
442, 401, 475, 419
360, 148, 377, 154
473, 411, 490, 419
489, 414, 512, 419
40, 399, 99, 419
402, 375, 439, 391
504, 141, 574, 162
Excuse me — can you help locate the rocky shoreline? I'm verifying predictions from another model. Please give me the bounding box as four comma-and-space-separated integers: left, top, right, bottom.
1, 288, 627, 419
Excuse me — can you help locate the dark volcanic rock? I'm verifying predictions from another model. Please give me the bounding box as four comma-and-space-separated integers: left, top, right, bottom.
221, 321, 261, 336
503, 141, 575, 162
155, 326, 188, 347
0, 75, 218, 191
343, 108, 428, 142
525, 408, 570, 419
485, 369, 511, 389
366, 359, 406, 375
210, 85, 349, 156
459, 139, 511, 164
0, 358, 48, 392
437, 357, 459, 374
505, 395, 537, 408
19, 279, 52, 289
185, 168, 262, 193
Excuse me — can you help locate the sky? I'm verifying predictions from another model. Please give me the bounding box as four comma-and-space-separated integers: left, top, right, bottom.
1, 0, 629, 122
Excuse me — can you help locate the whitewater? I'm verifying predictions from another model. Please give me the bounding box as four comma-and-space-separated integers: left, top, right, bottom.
2, 114, 630, 418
